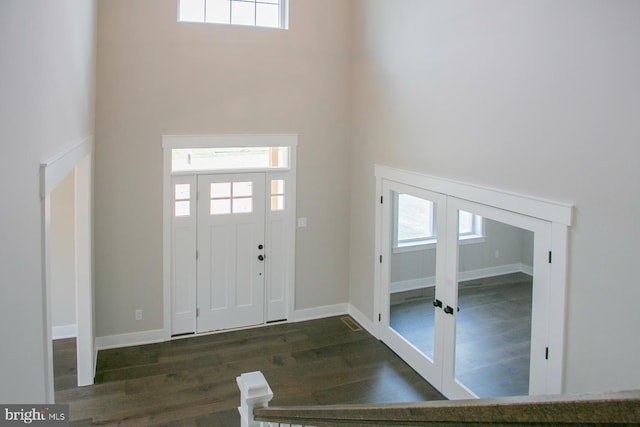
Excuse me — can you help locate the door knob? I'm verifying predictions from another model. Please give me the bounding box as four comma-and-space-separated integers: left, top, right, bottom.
433, 299, 443, 308
258, 255, 264, 261
258, 244, 264, 250
444, 305, 455, 315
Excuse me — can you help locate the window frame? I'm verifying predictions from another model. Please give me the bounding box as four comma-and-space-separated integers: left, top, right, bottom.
177, 0, 289, 30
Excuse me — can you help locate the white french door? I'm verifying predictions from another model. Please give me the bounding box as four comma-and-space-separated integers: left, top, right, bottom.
379, 179, 554, 399
379, 181, 448, 391
196, 173, 266, 333
442, 198, 551, 399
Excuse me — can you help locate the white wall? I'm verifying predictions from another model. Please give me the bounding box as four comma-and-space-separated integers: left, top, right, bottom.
0, 0, 96, 403
350, 0, 640, 394
51, 171, 77, 336
94, 0, 352, 337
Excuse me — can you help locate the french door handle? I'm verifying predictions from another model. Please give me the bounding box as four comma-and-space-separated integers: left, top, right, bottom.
433, 299, 443, 308
258, 255, 265, 261
444, 305, 455, 315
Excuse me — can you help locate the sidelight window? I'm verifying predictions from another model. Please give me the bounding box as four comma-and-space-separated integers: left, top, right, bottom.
174, 184, 192, 217
270, 180, 285, 211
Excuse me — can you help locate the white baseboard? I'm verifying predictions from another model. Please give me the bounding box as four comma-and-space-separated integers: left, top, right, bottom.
390, 277, 435, 294
52, 324, 77, 340
294, 303, 377, 337
293, 303, 349, 323
95, 306, 353, 352
391, 263, 533, 294
457, 263, 532, 282
95, 329, 166, 351
91, 263, 532, 353
520, 263, 534, 277
347, 304, 376, 336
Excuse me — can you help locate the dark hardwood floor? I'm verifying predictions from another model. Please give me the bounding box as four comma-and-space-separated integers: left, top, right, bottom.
54, 316, 444, 426
390, 272, 533, 398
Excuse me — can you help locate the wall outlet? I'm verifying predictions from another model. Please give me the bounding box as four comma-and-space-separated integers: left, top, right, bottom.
135, 309, 142, 321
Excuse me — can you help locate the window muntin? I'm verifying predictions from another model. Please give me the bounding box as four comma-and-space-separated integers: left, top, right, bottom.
394, 193, 484, 249
209, 181, 253, 215
171, 147, 289, 173
178, 0, 288, 29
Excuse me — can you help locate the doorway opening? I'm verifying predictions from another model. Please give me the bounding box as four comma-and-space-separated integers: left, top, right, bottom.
41, 138, 95, 402
162, 135, 297, 338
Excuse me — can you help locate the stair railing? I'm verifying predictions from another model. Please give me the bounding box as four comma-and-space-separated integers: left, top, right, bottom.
237, 371, 640, 427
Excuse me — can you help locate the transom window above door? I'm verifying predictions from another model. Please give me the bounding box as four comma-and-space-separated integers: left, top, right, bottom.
171, 146, 289, 173
178, 0, 289, 29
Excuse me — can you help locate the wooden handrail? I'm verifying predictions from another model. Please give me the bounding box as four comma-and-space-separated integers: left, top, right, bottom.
254, 390, 640, 426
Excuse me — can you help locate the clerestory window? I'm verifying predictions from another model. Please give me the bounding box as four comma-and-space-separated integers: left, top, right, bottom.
178, 0, 288, 29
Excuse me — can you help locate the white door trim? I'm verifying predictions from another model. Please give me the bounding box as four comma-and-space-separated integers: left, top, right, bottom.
162, 135, 298, 340
374, 165, 573, 226
374, 165, 573, 397
40, 136, 95, 402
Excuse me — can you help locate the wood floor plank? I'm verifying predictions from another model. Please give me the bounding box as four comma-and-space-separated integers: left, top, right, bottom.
390, 272, 533, 398
55, 316, 444, 425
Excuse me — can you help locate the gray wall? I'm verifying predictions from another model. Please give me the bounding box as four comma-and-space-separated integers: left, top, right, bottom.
391, 218, 533, 284
0, 0, 96, 403
51, 171, 77, 333
349, 0, 640, 394
458, 219, 533, 275
94, 0, 352, 337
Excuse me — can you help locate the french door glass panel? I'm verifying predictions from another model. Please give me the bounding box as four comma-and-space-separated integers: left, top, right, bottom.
442, 199, 551, 399
389, 192, 439, 361
381, 182, 447, 388
454, 213, 534, 398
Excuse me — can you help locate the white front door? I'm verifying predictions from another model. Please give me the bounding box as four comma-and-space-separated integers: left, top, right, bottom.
379, 182, 448, 392
196, 173, 266, 333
